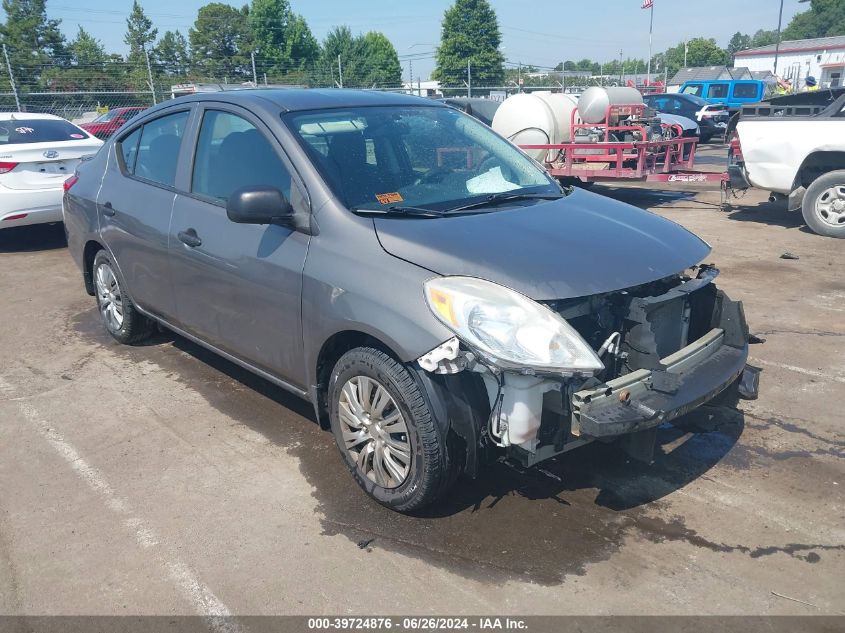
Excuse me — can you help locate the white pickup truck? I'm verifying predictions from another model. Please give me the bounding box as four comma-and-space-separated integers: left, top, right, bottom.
729, 93, 845, 238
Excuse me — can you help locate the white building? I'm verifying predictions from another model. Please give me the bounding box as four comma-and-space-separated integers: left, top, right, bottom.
734, 35, 845, 89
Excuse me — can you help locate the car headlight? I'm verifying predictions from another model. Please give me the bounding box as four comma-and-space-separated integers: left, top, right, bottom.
424, 276, 603, 374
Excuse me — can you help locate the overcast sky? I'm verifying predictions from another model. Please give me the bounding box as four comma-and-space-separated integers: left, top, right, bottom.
44, 0, 807, 78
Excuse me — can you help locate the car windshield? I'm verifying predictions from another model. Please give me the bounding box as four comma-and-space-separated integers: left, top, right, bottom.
284, 105, 559, 211
93, 110, 123, 123
0, 118, 89, 145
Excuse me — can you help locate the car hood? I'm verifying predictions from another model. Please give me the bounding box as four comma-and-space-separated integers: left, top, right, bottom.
373, 188, 711, 300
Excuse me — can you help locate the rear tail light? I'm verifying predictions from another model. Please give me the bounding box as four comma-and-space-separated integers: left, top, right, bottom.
63, 174, 79, 191
0, 162, 18, 174
3, 213, 28, 221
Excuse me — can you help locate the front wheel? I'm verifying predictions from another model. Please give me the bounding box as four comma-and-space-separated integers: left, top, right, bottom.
328, 347, 455, 512
801, 170, 845, 238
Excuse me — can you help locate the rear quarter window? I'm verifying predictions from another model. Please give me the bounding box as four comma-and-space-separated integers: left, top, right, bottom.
732, 83, 759, 99
0, 119, 89, 145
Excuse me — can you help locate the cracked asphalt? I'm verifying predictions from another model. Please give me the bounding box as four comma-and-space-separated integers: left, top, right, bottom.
0, 144, 843, 616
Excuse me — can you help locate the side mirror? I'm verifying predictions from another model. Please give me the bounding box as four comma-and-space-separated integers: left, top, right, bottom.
226, 186, 294, 225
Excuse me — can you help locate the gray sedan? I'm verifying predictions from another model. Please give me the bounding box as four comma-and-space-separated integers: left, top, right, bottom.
63, 89, 752, 511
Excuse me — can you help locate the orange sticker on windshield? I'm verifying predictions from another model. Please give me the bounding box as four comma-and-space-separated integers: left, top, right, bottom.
375, 192, 403, 205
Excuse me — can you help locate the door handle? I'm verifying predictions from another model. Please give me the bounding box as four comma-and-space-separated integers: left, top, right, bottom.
178, 228, 202, 248
102, 201, 115, 217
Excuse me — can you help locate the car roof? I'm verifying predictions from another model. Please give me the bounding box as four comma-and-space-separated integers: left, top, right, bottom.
167, 88, 443, 113
0, 112, 67, 121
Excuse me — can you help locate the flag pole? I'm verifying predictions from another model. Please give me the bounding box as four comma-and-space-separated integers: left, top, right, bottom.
646, 1, 654, 86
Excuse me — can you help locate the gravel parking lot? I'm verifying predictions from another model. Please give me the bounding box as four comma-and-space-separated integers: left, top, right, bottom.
1, 144, 843, 616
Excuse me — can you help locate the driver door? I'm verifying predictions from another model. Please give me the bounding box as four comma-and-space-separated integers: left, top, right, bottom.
168, 104, 311, 387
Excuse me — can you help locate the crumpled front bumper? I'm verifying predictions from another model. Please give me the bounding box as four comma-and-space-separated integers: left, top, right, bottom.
572, 328, 747, 438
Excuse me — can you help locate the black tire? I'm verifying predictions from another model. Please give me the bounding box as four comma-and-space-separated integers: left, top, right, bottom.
801, 170, 845, 238
328, 347, 453, 512
92, 250, 154, 344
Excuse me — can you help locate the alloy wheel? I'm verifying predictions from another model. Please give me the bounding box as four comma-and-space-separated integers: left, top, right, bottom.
95, 262, 124, 332
338, 376, 412, 489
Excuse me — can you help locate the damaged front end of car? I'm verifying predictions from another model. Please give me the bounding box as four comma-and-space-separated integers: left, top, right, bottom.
415, 265, 757, 474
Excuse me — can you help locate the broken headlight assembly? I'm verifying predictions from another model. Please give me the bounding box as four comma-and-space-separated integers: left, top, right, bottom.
424, 276, 604, 375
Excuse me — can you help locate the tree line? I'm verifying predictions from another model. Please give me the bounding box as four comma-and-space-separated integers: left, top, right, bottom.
432, 0, 845, 90
0, 0, 403, 93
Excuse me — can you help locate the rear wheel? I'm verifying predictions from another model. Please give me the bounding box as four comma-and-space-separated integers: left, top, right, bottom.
93, 250, 154, 344
328, 347, 454, 512
801, 170, 845, 238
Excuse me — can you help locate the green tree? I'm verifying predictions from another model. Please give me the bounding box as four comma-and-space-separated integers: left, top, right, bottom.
154, 30, 190, 76
249, 0, 289, 72
357, 32, 401, 87
0, 0, 66, 89
69, 26, 106, 66
125, 1, 157, 64
434, 0, 504, 89
189, 3, 252, 80
782, 0, 845, 39
284, 13, 319, 71
727, 32, 752, 57
248, 0, 318, 76
318, 26, 358, 86
662, 38, 728, 76
750, 29, 778, 47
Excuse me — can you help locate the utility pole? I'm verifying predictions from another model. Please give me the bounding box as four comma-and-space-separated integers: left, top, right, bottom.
646, 0, 654, 85
338, 55, 343, 88
684, 42, 688, 68
619, 49, 623, 83
2, 44, 20, 112
773, 0, 785, 76
517, 61, 521, 92
144, 47, 157, 105
251, 51, 258, 86
409, 59, 413, 91
417, 76, 421, 97
263, 73, 267, 86
467, 60, 472, 97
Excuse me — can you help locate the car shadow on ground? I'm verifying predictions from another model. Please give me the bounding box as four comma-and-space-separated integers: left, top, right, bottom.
0, 223, 67, 252
723, 197, 812, 232
103, 321, 745, 584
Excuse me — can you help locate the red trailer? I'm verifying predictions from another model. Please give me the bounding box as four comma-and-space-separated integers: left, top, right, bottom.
519, 102, 727, 185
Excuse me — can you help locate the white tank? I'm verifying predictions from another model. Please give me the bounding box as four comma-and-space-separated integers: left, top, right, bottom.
492, 92, 580, 161
534, 91, 579, 142
577, 86, 643, 124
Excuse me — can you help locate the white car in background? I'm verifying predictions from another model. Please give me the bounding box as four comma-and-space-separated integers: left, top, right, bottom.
0, 113, 102, 229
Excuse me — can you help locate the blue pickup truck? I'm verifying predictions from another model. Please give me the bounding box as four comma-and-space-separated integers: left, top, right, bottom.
679, 80, 765, 112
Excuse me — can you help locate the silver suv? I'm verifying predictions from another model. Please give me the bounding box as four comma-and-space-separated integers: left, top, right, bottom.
64, 90, 753, 512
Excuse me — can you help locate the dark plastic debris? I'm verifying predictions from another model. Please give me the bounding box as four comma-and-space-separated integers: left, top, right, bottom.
780, 252, 800, 260
748, 334, 767, 344
357, 538, 375, 549
738, 365, 761, 400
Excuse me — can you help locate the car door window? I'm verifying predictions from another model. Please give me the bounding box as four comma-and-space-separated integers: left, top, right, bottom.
707, 83, 728, 98
118, 127, 141, 173
191, 109, 292, 203
682, 84, 703, 96
130, 111, 189, 187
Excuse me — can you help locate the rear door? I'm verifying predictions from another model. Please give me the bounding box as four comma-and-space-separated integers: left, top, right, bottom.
168, 103, 310, 385
98, 106, 194, 321
705, 82, 729, 105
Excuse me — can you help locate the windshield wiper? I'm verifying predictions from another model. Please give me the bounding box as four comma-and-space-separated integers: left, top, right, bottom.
445, 192, 564, 214
352, 205, 447, 218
